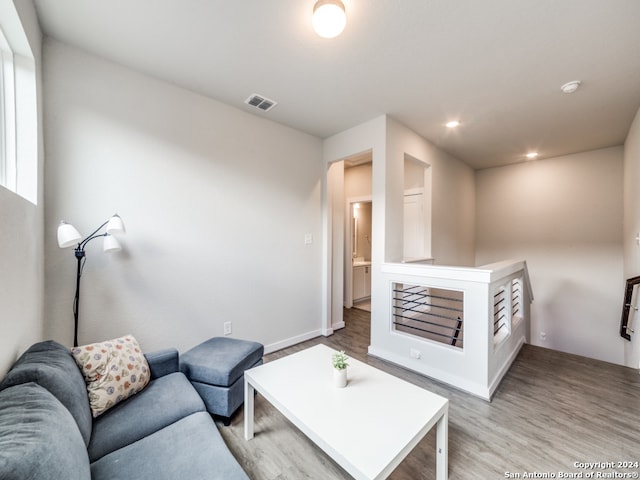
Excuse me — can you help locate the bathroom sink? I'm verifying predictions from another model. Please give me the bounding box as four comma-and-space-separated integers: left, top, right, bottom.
353, 260, 371, 267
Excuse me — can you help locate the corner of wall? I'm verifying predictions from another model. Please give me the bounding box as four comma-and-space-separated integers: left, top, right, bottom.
623, 105, 640, 369
0, 0, 45, 376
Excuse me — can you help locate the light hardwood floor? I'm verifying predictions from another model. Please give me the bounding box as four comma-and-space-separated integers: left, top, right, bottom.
218, 308, 640, 480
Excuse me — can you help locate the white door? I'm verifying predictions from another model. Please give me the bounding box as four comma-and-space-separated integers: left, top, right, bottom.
404, 193, 424, 259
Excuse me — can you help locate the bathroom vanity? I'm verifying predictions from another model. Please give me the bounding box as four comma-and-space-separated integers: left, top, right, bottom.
353, 260, 371, 302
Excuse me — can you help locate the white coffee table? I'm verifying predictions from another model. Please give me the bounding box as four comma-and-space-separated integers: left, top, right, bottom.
244, 344, 448, 480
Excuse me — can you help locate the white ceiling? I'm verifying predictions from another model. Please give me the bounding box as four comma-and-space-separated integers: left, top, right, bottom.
33, 0, 640, 169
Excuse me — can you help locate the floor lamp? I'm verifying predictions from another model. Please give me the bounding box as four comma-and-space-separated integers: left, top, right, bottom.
57, 214, 126, 347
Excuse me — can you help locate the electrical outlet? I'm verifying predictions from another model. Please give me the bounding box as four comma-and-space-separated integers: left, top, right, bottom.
223, 321, 232, 336
540, 331, 547, 341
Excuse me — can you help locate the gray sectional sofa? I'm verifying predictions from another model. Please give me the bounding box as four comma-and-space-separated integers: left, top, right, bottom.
0, 340, 249, 480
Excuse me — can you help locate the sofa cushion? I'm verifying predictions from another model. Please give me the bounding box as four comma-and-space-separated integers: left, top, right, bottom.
88, 371, 206, 461
72, 334, 150, 417
90, 411, 249, 480
0, 382, 91, 480
0, 340, 93, 446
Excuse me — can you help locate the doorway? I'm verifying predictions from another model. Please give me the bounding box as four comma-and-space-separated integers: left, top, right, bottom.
343, 154, 373, 310
403, 154, 432, 262
349, 200, 372, 311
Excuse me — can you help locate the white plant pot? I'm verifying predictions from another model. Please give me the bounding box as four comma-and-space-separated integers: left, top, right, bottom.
334, 367, 347, 388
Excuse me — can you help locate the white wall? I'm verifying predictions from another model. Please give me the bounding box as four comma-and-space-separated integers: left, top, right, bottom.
322, 115, 476, 375
327, 160, 345, 329
0, 0, 44, 375
322, 116, 386, 333
365, 116, 476, 370
0, 188, 43, 374
476, 147, 625, 365
344, 162, 372, 199
623, 105, 640, 369
43, 40, 324, 354
386, 117, 476, 266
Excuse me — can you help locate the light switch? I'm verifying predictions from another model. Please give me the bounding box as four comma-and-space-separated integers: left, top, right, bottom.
304, 233, 313, 245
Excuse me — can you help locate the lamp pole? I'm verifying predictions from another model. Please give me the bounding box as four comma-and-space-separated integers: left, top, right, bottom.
73, 248, 84, 347
58, 215, 125, 347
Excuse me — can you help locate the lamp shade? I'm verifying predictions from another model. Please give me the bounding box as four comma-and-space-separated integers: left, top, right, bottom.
106, 214, 125, 234
57, 221, 82, 248
103, 234, 122, 253
312, 0, 346, 38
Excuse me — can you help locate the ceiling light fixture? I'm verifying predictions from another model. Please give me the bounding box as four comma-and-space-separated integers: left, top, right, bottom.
560, 80, 581, 94
312, 0, 346, 38
526, 152, 539, 159
446, 120, 460, 128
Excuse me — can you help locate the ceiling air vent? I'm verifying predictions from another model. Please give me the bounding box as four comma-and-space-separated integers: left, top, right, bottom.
244, 93, 278, 112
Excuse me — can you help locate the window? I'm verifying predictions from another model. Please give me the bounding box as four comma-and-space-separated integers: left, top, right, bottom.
0, 25, 16, 190
0, 0, 37, 204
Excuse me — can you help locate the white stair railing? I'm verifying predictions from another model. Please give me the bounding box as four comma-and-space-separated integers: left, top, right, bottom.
369, 260, 533, 400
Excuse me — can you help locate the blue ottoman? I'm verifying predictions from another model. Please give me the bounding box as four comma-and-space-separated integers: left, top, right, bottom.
180, 337, 264, 425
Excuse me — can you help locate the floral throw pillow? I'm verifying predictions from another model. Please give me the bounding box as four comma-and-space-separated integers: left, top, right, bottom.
71, 334, 150, 417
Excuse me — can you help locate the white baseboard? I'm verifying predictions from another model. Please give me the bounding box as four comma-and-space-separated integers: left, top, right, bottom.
263, 329, 323, 355
367, 345, 491, 400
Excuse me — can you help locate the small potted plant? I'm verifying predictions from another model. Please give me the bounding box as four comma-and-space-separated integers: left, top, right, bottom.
332, 350, 349, 388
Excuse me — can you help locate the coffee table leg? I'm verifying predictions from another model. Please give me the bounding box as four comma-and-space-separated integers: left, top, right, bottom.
436, 410, 448, 480
244, 377, 255, 440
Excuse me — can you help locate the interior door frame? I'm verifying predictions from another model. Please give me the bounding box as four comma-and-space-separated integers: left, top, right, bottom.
345, 195, 372, 308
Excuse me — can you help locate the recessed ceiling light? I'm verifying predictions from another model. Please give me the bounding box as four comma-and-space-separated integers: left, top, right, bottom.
526, 152, 539, 159
446, 120, 460, 128
560, 81, 581, 94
